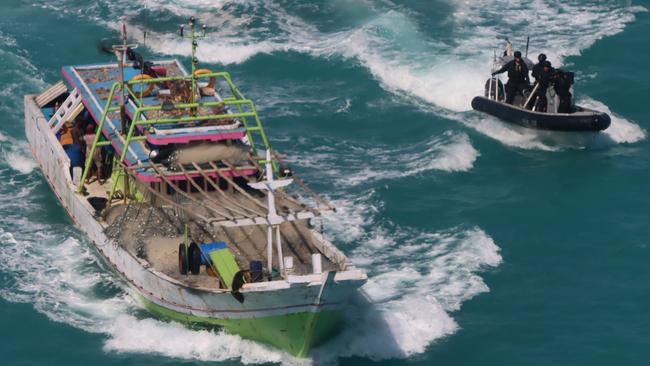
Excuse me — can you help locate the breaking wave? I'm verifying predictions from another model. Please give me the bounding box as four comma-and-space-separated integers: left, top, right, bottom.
314, 192, 501, 360
0, 176, 501, 365
121, 1, 644, 104
30, 0, 645, 150
135, 0, 645, 149
1, 137, 37, 174
3, 0, 644, 363
280, 130, 479, 188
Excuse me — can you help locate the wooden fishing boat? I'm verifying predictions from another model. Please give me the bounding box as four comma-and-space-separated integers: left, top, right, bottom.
24, 19, 366, 357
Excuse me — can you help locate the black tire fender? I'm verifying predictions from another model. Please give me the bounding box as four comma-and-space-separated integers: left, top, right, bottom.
178, 243, 188, 275
188, 242, 201, 275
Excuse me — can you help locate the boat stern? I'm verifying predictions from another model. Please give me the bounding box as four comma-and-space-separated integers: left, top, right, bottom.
138, 269, 367, 357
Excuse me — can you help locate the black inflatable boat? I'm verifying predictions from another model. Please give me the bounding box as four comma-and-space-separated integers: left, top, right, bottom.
472, 51, 611, 132
472, 95, 611, 131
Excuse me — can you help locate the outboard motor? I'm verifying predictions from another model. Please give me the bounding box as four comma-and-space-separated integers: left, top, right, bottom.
484, 78, 505, 101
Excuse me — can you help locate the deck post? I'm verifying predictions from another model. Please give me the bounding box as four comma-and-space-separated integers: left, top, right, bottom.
77, 82, 121, 194
267, 225, 273, 278
275, 225, 284, 277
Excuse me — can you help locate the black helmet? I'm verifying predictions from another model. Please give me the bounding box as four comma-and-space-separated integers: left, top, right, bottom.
514, 51, 522, 58
538, 53, 547, 62
543, 60, 552, 68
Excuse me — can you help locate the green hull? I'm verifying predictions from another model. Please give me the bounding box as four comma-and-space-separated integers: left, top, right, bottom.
140, 295, 342, 357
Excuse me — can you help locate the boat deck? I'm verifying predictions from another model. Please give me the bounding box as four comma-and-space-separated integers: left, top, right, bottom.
42, 57, 341, 290
62, 60, 253, 182
102, 197, 339, 289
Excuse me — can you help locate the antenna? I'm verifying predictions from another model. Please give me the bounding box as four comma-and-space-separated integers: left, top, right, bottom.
110, 23, 138, 135
110, 22, 138, 202
143, 0, 149, 47
179, 17, 208, 108
525, 35, 530, 58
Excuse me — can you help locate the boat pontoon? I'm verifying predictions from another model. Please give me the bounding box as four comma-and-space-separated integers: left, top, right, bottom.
472, 45, 610, 132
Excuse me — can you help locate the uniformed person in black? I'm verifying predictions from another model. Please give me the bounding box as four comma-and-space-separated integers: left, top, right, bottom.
531, 61, 554, 111
552, 69, 574, 113
492, 51, 530, 105
531, 53, 547, 83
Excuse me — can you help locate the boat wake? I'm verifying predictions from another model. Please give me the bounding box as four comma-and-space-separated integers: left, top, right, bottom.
1, 135, 37, 174
1, 114, 497, 365
116, 0, 646, 150
0, 9, 499, 363
314, 192, 501, 361
0, 211, 284, 364
281, 131, 479, 188
0, 175, 500, 365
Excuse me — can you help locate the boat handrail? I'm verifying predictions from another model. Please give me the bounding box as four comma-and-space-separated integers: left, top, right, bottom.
523, 82, 540, 110
488, 75, 501, 101
78, 73, 276, 196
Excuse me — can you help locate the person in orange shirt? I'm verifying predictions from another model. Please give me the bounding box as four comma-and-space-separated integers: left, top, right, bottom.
60, 121, 74, 145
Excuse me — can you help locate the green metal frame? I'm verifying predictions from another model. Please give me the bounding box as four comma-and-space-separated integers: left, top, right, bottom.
77, 71, 276, 197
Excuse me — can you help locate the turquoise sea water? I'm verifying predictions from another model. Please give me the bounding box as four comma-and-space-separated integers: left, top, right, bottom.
1, 1, 649, 365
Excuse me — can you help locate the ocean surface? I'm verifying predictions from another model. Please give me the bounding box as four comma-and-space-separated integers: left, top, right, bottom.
1, 1, 649, 365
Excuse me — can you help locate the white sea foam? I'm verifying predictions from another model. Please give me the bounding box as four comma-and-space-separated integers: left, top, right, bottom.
579, 98, 646, 145
1, 137, 37, 174
0, 173, 501, 365
345, 131, 479, 186
283, 131, 479, 188
104, 315, 287, 364
0, 223, 292, 364
130, 1, 645, 149
314, 194, 502, 361
3, 149, 37, 174
33, 0, 645, 149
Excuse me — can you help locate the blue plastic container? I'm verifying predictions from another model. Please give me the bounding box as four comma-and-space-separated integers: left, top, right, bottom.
249, 260, 264, 282
198, 242, 227, 266
63, 144, 84, 167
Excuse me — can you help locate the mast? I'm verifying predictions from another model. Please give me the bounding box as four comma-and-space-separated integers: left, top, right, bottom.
112, 23, 138, 202
179, 17, 206, 116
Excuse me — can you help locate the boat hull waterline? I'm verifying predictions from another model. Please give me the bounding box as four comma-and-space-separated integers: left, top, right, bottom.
471, 96, 611, 132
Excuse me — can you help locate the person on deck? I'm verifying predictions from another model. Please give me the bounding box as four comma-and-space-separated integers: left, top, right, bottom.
59, 121, 75, 146
552, 69, 574, 113
83, 125, 104, 184
71, 119, 84, 145
492, 50, 530, 105
532, 53, 548, 83
530, 61, 554, 112
60, 120, 85, 183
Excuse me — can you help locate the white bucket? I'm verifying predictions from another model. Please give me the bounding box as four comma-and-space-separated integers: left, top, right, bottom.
72, 166, 82, 186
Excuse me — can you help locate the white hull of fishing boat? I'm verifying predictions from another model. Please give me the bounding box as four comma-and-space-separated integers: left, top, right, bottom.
24, 95, 367, 356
